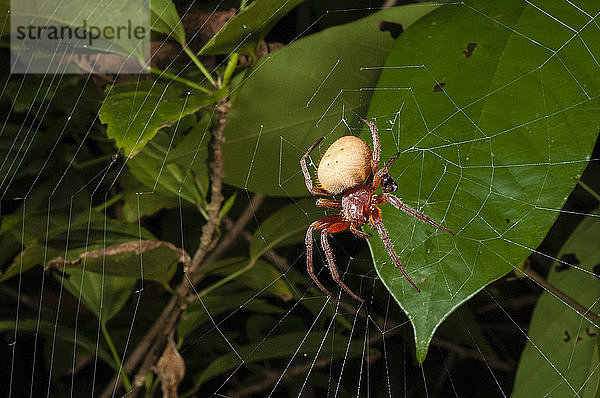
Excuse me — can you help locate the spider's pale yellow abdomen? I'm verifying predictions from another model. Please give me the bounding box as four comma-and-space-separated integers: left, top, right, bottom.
317, 136, 372, 194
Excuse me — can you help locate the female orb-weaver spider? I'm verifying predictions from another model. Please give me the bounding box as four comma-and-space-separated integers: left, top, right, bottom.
300, 119, 454, 302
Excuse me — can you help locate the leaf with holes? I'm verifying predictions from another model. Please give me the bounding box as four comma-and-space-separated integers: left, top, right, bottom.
512, 210, 600, 397
364, 0, 600, 361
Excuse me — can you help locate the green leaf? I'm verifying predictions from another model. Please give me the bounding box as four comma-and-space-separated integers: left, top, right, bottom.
178, 291, 284, 343
0, 320, 115, 370
1, 217, 155, 281
250, 198, 321, 261
201, 257, 292, 299
150, 0, 186, 45
199, 0, 305, 56
221, 4, 439, 195
512, 211, 600, 397
191, 331, 365, 390
99, 80, 224, 155
59, 268, 136, 323
46, 240, 188, 287
127, 129, 208, 208
365, 0, 600, 361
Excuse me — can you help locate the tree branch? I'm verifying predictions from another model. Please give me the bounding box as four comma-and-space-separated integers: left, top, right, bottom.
101, 99, 236, 398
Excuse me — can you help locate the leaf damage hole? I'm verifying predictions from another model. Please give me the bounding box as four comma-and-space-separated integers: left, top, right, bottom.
593, 263, 600, 278
433, 82, 446, 92
462, 42, 478, 58
586, 327, 597, 337
563, 330, 570, 342
378, 21, 403, 39
556, 253, 578, 272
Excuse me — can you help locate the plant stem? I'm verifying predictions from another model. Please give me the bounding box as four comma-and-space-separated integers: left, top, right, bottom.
149, 66, 212, 95
93, 193, 123, 212
183, 46, 218, 88
523, 262, 599, 326
101, 321, 132, 390
578, 180, 600, 202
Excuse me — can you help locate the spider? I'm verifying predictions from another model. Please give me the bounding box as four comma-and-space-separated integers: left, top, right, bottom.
300, 119, 454, 302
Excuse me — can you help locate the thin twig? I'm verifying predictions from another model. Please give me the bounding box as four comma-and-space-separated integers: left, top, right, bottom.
522, 261, 599, 326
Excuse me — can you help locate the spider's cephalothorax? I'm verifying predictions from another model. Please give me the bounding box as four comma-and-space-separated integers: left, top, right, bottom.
300, 119, 454, 302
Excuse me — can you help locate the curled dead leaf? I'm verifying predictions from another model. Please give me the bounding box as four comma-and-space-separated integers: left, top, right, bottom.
153, 334, 186, 398
46, 240, 190, 269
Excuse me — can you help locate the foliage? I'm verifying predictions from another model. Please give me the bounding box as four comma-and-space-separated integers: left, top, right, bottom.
0, 0, 599, 396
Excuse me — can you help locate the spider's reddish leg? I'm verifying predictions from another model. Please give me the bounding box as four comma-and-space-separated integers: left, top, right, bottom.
361, 119, 381, 173
371, 218, 421, 293
321, 229, 364, 302
382, 193, 454, 235
316, 198, 342, 208
305, 221, 331, 296
300, 137, 330, 195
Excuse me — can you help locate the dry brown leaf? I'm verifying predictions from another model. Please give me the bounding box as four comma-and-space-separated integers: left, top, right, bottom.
153, 334, 186, 398
46, 240, 190, 269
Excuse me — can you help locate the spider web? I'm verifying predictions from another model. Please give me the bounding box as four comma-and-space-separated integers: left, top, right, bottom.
1, 1, 599, 397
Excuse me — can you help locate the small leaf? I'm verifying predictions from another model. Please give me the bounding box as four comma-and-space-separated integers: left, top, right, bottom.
218, 192, 237, 219
199, 0, 305, 56
99, 80, 225, 155
150, 0, 186, 45
59, 268, 136, 323
512, 211, 600, 397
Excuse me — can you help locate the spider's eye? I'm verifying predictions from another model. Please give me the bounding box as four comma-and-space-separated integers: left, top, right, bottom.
382, 174, 398, 193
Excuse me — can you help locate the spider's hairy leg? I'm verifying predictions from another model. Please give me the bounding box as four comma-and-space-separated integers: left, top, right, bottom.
373, 152, 400, 191
305, 220, 331, 296
321, 227, 364, 302
316, 198, 342, 208
371, 219, 421, 293
361, 118, 381, 174
300, 137, 330, 195
350, 223, 372, 239
382, 193, 454, 235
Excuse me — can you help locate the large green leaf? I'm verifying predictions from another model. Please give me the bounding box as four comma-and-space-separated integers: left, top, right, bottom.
191, 331, 365, 391
199, 0, 305, 56
221, 4, 441, 195
512, 211, 600, 397
0, 320, 115, 370
99, 80, 225, 155
364, 0, 600, 361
